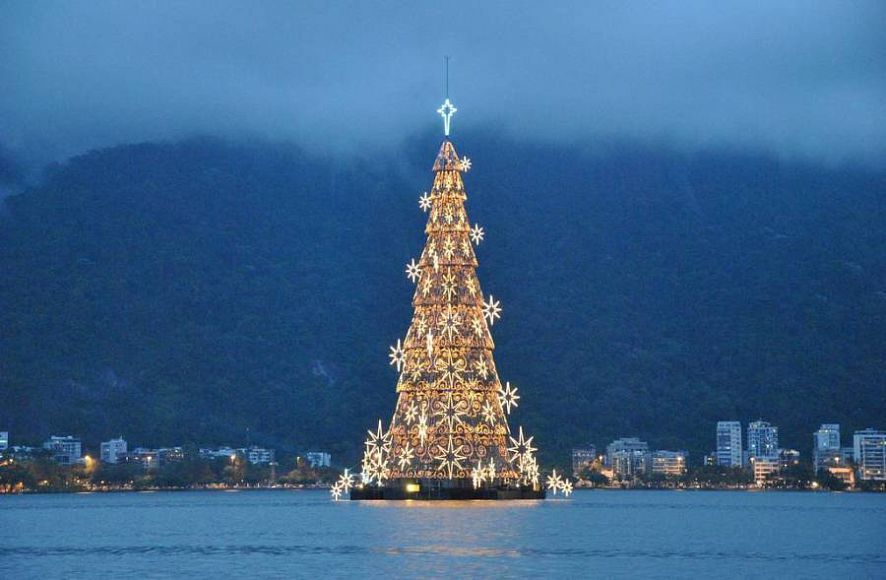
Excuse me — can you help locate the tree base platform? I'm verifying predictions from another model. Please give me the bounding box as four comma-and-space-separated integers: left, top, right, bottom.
349, 485, 545, 500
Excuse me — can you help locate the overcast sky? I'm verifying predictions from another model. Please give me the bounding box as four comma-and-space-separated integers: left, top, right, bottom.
2, 1, 885, 169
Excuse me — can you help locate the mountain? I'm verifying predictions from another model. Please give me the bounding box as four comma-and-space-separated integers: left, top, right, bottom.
1, 134, 884, 464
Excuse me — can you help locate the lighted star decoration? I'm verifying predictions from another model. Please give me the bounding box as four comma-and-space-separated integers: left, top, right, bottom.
562, 479, 574, 497
366, 420, 392, 454
436, 392, 467, 431
397, 443, 415, 470
404, 401, 419, 425
405, 259, 422, 283
434, 435, 467, 479
460, 156, 472, 172
481, 400, 497, 425
519, 453, 539, 486
486, 458, 497, 482
441, 269, 458, 301
508, 426, 537, 464
330, 481, 344, 500
546, 469, 564, 495
442, 237, 456, 259
371, 450, 390, 485
483, 295, 502, 325
438, 304, 462, 340
474, 358, 489, 380
437, 98, 457, 136
471, 316, 484, 337
419, 191, 432, 212
337, 469, 354, 492
417, 411, 429, 446
498, 381, 520, 414
470, 224, 485, 245
435, 348, 466, 389
389, 340, 406, 373
471, 460, 485, 489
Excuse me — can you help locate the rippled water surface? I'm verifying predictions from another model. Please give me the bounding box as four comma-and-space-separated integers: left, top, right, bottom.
2, 490, 884, 578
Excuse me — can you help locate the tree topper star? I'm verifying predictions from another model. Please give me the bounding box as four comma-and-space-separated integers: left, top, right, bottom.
437, 98, 457, 136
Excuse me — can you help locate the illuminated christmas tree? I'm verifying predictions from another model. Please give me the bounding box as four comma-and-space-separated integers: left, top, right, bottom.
342, 89, 553, 500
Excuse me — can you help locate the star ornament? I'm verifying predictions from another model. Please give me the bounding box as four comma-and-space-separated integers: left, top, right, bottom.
481, 400, 497, 425
498, 381, 520, 414
437, 98, 457, 136
562, 479, 574, 497
419, 191, 432, 212
330, 481, 344, 501
338, 469, 355, 492
388, 339, 406, 372
470, 224, 485, 246
434, 436, 467, 479
546, 469, 564, 495
397, 443, 415, 470
405, 259, 422, 283
459, 156, 472, 172
366, 419, 392, 454
508, 426, 537, 463
483, 295, 502, 325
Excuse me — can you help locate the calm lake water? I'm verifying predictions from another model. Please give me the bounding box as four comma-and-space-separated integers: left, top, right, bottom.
2, 489, 884, 578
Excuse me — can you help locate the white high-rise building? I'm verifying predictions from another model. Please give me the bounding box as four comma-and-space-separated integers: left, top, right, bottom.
43, 435, 83, 465
716, 421, 743, 467
100, 437, 128, 464
853, 428, 886, 481
747, 421, 779, 459
813, 424, 841, 472
0, 431, 8, 451
305, 451, 331, 468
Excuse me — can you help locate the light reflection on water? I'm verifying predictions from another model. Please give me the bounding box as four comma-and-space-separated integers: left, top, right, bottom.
1, 490, 883, 578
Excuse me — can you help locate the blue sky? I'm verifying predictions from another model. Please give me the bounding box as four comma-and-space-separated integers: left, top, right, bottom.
2, 1, 884, 167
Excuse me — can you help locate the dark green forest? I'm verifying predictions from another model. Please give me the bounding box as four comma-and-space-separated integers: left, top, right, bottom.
1, 134, 883, 465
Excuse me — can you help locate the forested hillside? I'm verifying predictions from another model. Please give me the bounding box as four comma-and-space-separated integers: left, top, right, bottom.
1, 135, 883, 464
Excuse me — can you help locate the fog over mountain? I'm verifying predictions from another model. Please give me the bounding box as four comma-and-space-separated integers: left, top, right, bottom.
2, 2, 885, 169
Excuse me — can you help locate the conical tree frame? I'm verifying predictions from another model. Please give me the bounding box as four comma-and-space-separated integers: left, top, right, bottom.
358, 138, 540, 492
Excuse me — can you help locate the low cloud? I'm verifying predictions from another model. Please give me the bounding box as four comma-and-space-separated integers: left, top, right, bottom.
1, 1, 884, 168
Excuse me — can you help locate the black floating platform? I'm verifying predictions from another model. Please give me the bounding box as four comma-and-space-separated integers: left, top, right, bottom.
350, 485, 545, 501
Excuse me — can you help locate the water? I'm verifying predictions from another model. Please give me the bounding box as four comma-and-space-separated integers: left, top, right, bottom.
2, 490, 883, 578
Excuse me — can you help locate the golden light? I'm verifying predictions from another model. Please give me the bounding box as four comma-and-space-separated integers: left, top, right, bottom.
405, 483, 421, 493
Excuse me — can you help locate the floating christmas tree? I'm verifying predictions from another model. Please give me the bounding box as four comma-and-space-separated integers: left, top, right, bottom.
342, 76, 558, 500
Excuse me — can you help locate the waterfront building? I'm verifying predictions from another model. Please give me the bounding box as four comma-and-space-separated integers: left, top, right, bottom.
246, 447, 275, 465
716, 421, 743, 467
751, 457, 780, 486
129, 447, 160, 470
607, 438, 650, 480
0, 431, 8, 451
813, 424, 841, 472
853, 428, 886, 481
651, 450, 688, 476
305, 451, 331, 468
571, 446, 596, 476
747, 421, 779, 459
778, 448, 800, 470
826, 466, 856, 488
100, 437, 128, 464
43, 435, 82, 465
